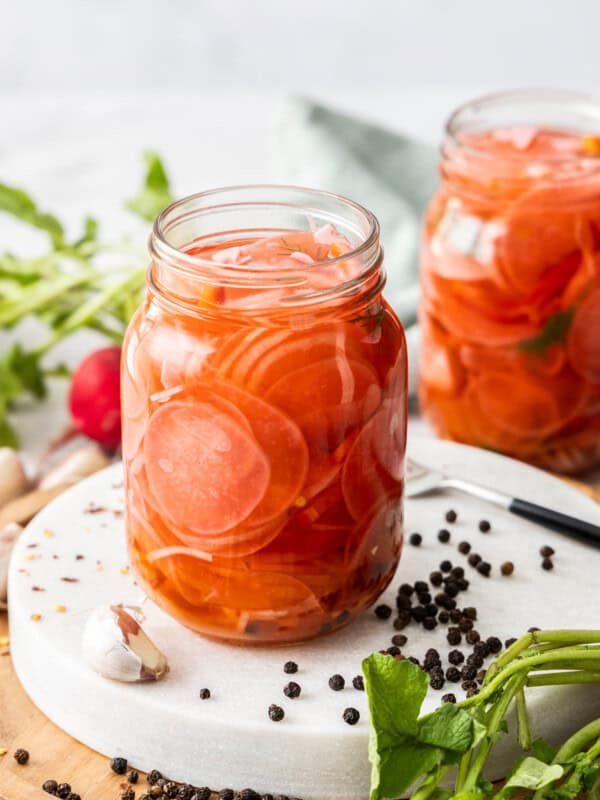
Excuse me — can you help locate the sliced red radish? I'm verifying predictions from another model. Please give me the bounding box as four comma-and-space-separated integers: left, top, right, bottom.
144, 401, 270, 535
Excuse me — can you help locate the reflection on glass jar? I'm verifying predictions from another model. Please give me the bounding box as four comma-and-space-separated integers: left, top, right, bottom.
419, 90, 600, 474
122, 186, 407, 644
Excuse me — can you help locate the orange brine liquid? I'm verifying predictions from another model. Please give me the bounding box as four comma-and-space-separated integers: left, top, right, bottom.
123, 222, 407, 643
420, 120, 600, 473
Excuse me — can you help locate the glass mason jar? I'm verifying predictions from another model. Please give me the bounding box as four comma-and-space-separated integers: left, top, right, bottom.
419, 90, 600, 474
122, 186, 407, 644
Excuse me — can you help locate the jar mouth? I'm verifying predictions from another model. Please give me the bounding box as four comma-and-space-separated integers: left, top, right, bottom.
445, 88, 600, 163
150, 185, 381, 307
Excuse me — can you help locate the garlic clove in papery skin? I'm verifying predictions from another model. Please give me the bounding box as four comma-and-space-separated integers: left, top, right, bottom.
82, 604, 169, 682
0, 449, 28, 508
39, 444, 111, 491
0, 523, 23, 609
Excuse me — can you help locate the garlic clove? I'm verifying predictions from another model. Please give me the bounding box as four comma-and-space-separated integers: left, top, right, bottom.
82, 604, 169, 683
0, 523, 23, 609
0, 484, 70, 529
39, 444, 111, 490
0, 448, 28, 508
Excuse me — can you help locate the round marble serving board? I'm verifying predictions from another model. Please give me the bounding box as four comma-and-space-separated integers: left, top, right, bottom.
8, 437, 600, 800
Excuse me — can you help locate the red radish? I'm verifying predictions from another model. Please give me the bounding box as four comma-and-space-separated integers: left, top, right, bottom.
69, 346, 122, 450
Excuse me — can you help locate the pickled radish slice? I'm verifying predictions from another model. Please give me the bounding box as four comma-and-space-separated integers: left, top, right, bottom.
172, 513, 287, 558
215, 382, 309, 524
568, 288, 600, 382
144, 401, 270, 535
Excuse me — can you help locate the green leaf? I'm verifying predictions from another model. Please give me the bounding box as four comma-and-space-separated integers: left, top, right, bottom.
0, 416, 19, 447
126, 151, 173, 222
519, 308, 575, 354
7, 345, 46, 399
531, 738, 558, 764
370, 741, 442, 800
73, 216, 99, 249
418, 704, 476, 754
0, 182, 64, 247
501, 757, 564, 793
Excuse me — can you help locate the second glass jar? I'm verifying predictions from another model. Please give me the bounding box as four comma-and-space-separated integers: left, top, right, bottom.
122, 186, 407, 644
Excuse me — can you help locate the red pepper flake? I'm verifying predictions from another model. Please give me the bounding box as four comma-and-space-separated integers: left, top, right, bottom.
31, 586, 45, 592
26, 543, 39, 549
61, 577, 79, 583
85, 504, 109, 514
75, 555, 84, 560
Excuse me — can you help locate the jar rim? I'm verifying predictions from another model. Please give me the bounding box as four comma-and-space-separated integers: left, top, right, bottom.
444, 88, 600, 163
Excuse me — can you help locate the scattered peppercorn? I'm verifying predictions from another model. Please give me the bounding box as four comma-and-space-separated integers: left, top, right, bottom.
438, 529, 451, 543
445, 509, 457, 523
352, 675, 365, 691
429, 570, 443, 586
449, 608, 462, 623
111, 757, 128, 775
374, 604, 392, 620
268, 704, 285, 722
466, 629, 481, 645
43, 780, 58, 795
414, 581, 429, 593
505, 637, 517, 648
529, 626, 541, 632
56, 785, 71, 799
343, 707, 360, 725
423, 617, 437, 631
393, 613, 411, 630
147, 771, 162, 785
486, 636, 503, 654
391, 633, 407, 647
194, 789, 211, 800
445, 583, 459, 598
328, 674, 345, 691
407, 656, 420, 667
121, 790, 135, 800
236, 790, 261, 800
540, 545, 555, 557
386, 645, 401, 657
447, 628, 461, 645
441, 693, 457, 704
458, 541, 471, 554
466, 653, 484, 669
396, 593, 411, 610
467, 553, 481, 567
199, 688, 211, 700
440, 559, 452, 573
478, 520, 491, 533
399, 583, 414, 596
67, 794, 81, 800
283, 661, 298, 674
445, 666, 461, 682
448, 649, 465, 665
473, 641, 490, 658
541, 558, 554, 571
424, 603, 438, 617
477, 669, 487, 684
476, 561, 491, 577
461, 679, 478, 691
284, 681, 301, 699
409, 533, 422, 546
429, 671, 445, 690
457, 578, 470, 591
501, 561, 514, 576
438, 610, 449, 624
418, 591, 432, 605
458, 617, 473, 633
13, 748, 29, 765
424, 648, 441, 667
466, 687, 479, 698
411, 606, 427, 622
219, 791, 235, 800
461, 665, 477, 681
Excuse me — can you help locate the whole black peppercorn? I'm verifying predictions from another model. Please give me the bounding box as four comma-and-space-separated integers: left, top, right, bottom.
194, 789, 211, 800
447, 627, 461, 645
458, 541, 471, 554
467, 553, 482, 567
414, 580, 429, 594
199, 688, 211, 700
501, 561, 515, 576
434, 591, 449, 607
473, 641, 490, 658
423, 616, 437, 631
429, 672, 445, 690
147, 771, 162, 786
441, 693, 457, 703
438, 610, 450, 624
478, 520, 491, 533
178, 787, 195, 800
424, 603, 438, 617
486, 636, 503, 654
477, 669, 487, 684
449, 649, 465, 665
505, 637, 517, 649
43, 780, 58, 795
343, 707, 360, 725
445, 509, 457, 523
445, 666, 461, 682
329, 673, 345, 691
459, 617, 474, 633
466, 687, 479, 698
374, 603, 392, 620
261, 795, 274, 800
463, 606, 477, 620
219, 791, 235, 800
461, 665, 477, 681
67, 794, 81, 800
129, 771, 139, 784
407, 656, 420, 667
450, 566, 465, 579
540, 545, 555, 557
466, 629, 481, 645
457, 578, 470, 591
429, 570, 443, 586
393, 613, 411, 630
13, 748, 29, 765
461, 679, 478, 691
236, 790, 261, 800
396, 593, 411, 611
466, 653, 484, 669
440, 560, 453, 573
268, 704, 285, 721
391, 633, 407, 647
529, 626, 541, 632
449, 608, 462, 623
438, 529, 451, 543
445, 582, 459, 598
424, 648, 441, 666
409, 532, 422, 546
417, 591, 432, 605
352, 674, 365, 691
283, 661, 298, 674
476, 561, 491, 577
541, 557, 554, 571
411, 606, 427, 622
111, 757, 128, 775
399, 583, 414, 596
56, 785, 71, 799
386, 645, 401, 657
121, 790, 135, 800
284, 681, 301, 699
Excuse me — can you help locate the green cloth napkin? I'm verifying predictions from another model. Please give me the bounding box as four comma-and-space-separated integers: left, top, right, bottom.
272, 97, 439, 331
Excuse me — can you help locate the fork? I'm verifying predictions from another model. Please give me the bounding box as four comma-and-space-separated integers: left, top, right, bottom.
405, 458, 600, 547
